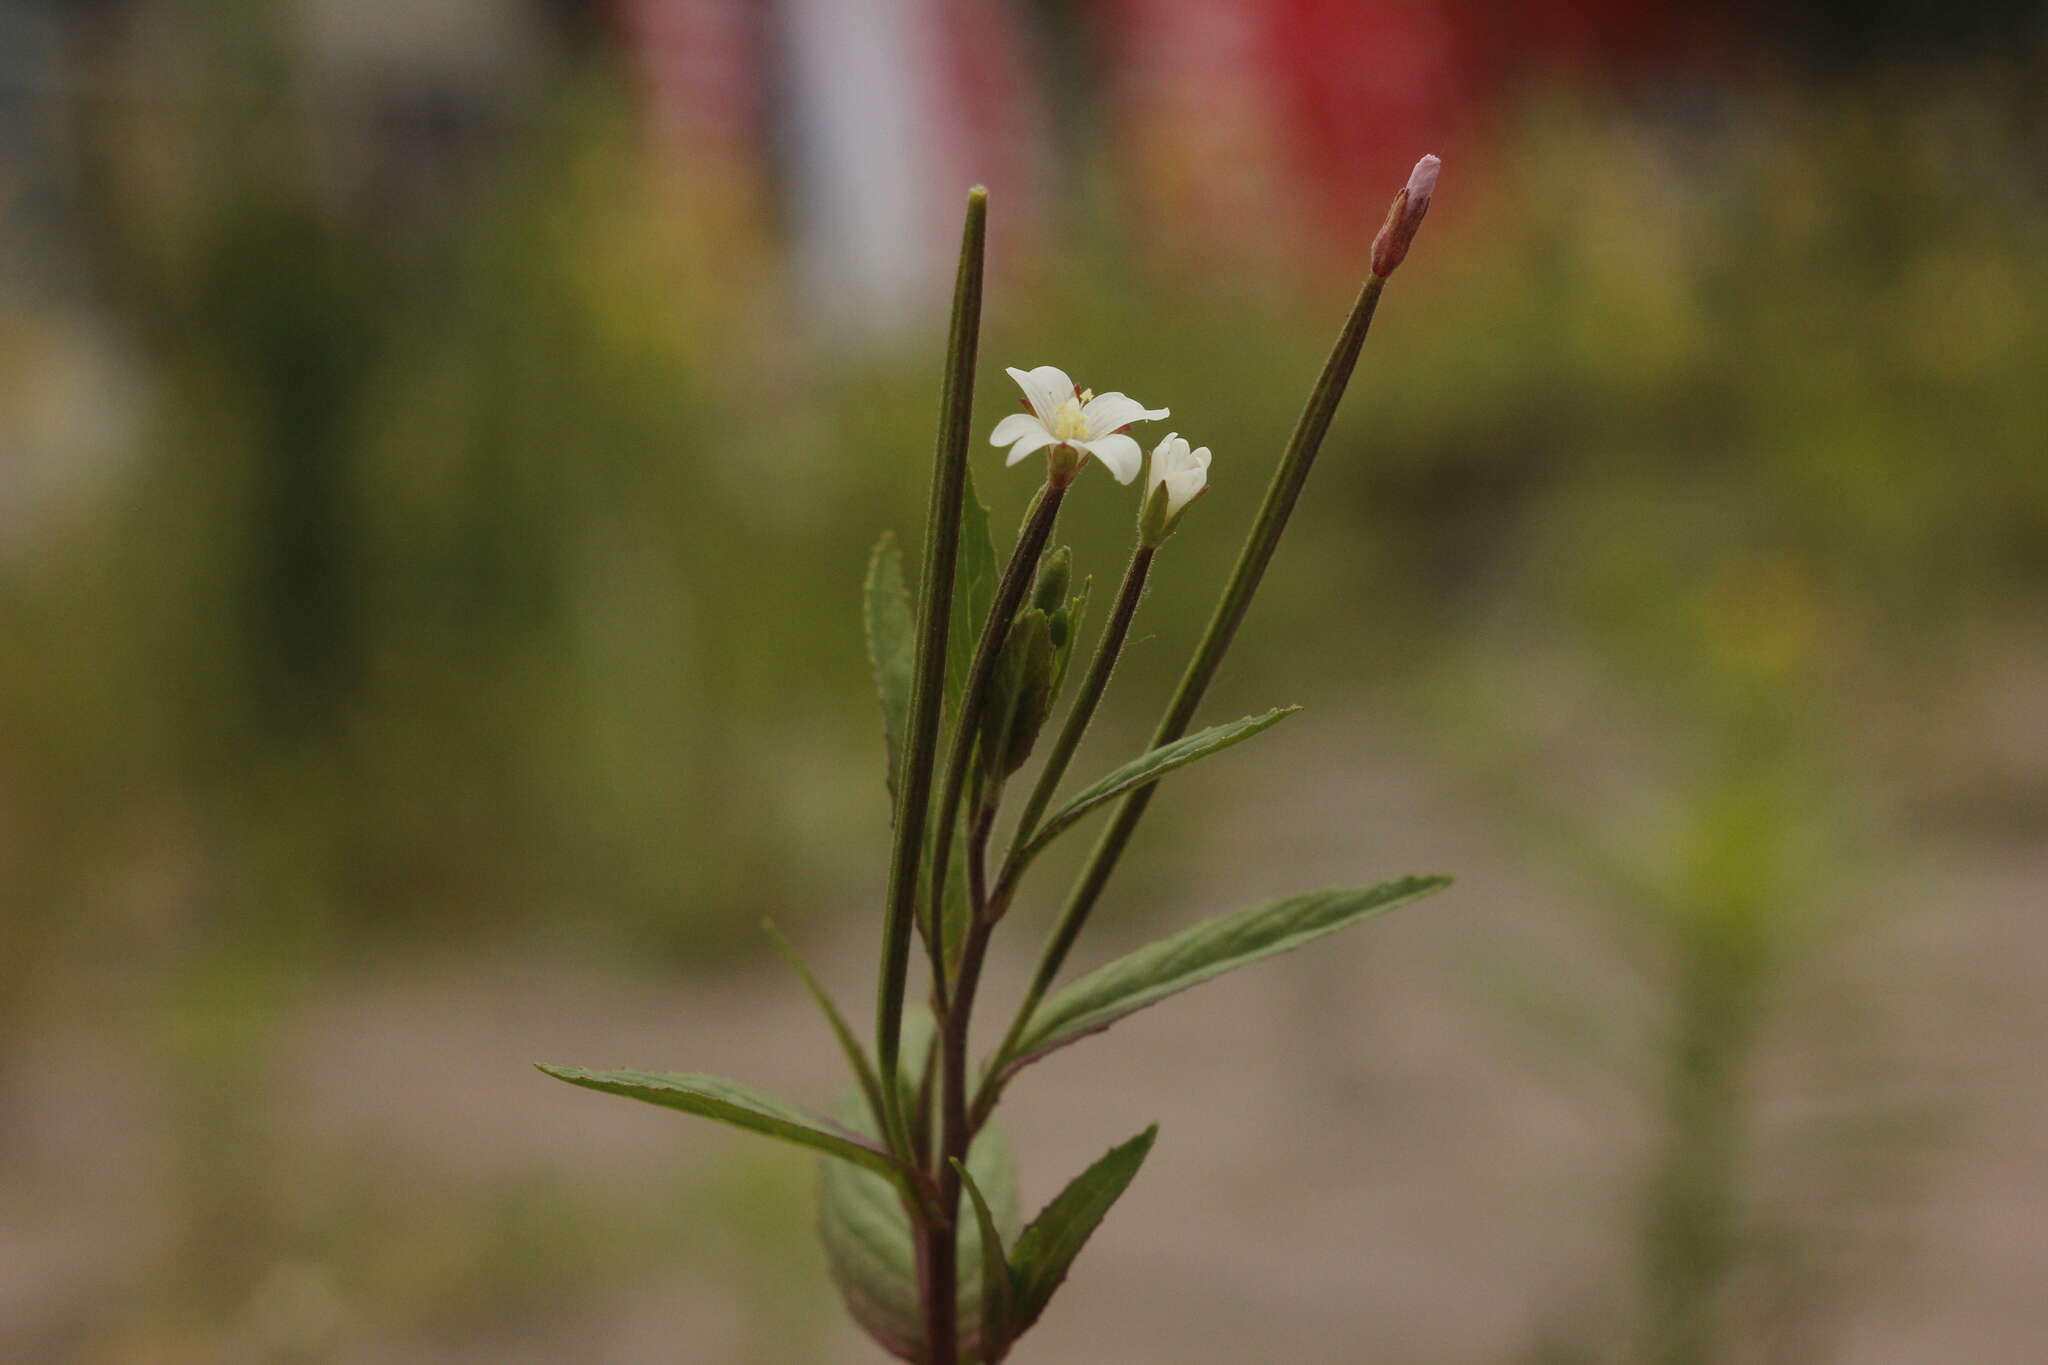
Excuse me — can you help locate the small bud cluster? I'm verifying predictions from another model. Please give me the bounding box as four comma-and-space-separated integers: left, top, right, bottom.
977, 546, 1086, 798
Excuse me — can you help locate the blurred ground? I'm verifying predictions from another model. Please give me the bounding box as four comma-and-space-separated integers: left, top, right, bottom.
6, 681, 2046, 1363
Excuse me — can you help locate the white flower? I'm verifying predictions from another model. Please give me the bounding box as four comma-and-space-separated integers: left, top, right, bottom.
1139, 432, 1211, 543
988, 365, 1168, 485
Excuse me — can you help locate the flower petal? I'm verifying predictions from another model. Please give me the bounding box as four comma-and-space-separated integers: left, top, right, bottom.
1164, 466, 1208, 515
1003, 428, 1058, 466
1080, 392, 1169, 440
1079, 433, 1143, 484
1147, 432, 1187, 490
1006, 366, 1077, 427
990, 412, 1047, 447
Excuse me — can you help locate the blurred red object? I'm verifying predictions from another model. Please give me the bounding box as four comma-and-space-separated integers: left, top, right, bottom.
1095, 0, 1740, 265
604, 0, 1744, 288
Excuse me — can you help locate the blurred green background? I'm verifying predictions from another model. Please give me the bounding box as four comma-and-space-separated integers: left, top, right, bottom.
3, 1, 2045, 1362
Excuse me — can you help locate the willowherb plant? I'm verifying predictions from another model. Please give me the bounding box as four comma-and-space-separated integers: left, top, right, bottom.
543, 156, 1449, 1363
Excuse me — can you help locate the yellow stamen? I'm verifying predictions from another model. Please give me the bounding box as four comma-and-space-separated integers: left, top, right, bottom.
1051, 395, 1090, 442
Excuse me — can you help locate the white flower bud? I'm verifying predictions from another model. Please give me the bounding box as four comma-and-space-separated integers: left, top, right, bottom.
1139, 433, 1212, 545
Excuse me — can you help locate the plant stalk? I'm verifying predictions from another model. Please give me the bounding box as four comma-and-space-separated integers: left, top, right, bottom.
927, 803, 999, 1365
877, 187, 986, 1161
916, 473, 1064, 1365
924, 479, 1068, 987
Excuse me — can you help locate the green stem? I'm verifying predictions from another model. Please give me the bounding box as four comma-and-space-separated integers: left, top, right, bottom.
924, 479, 1067, 987
928, 804, 998, 1365
1000, 271, 1392, 1080
915, 1221, 947, 1365
877, 187, 986, 1161
918, 476, 1066, 1365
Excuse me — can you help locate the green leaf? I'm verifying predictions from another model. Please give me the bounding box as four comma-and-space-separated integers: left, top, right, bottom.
819, 1084, 1019, 1363
537, 1066, 901, 1180
954, 1159, 1015, 1361
1004, 876, 1451, 1078
1017, 708, 1302, 866
864, 532, 917, 802
762, 919, 887, 1135
1008, 1126, 1158, 1337
818, 1160, 926, 1363
946, 464, 999, 723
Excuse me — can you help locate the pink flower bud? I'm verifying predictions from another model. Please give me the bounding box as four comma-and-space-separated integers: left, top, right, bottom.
1371, 154, 1440, 278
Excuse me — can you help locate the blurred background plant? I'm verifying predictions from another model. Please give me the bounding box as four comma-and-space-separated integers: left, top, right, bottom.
2, 1, 2044, 1362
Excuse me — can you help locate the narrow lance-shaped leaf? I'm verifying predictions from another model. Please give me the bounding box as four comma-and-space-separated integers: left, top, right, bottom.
762, 918, 887, 1135
1016, 708, 1301, 867
1002, 876, 1451, 1080
1008, 1125, 1159, 1338
953, 1159, 1015, 1361
863, 532, 916, 802
537, 1066, 902, 1181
